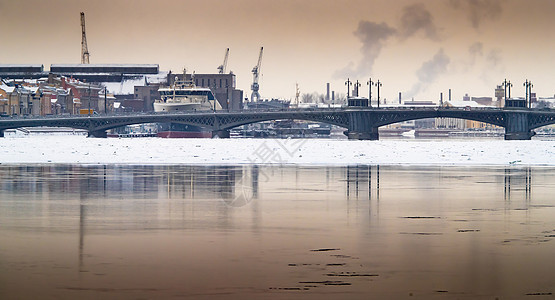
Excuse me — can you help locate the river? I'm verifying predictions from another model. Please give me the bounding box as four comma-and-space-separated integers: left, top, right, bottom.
0, 164, 554, 299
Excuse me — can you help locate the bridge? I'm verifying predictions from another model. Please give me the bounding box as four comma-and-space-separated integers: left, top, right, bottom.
0, 108, 554, 140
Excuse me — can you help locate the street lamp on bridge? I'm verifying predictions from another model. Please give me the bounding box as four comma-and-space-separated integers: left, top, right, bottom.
345, 78, 352, 99
367, 78, 374, 108
354, 80, 361, 97
87, 84, 91, 116
502, 79, 513, 102
524, 79, 533, 108
103, 86, 108, 115
375, 80, 382, 108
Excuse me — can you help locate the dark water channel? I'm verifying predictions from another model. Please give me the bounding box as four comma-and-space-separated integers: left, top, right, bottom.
0, 165, 554, 299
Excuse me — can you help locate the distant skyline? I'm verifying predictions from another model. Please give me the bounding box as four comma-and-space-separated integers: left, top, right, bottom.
1, 0, 554, 102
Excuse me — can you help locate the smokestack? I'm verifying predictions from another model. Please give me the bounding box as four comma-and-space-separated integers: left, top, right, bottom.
326, 83, 330, 101
449, 89, 451, 101
440, 92, 443, 106
399, 92, 402, 104
332, 91, 335, 101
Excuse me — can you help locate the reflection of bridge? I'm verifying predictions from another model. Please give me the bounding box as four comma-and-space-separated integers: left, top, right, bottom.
1, 108, 554, 140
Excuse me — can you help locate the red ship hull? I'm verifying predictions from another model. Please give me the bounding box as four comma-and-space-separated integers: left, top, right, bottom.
157, 131, 212, 138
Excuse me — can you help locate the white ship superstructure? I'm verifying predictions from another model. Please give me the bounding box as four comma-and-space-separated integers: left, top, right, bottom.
153, 70, 220, 112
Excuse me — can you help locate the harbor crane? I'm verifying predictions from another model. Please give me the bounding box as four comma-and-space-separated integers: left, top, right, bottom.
80, 12, 90, 64
250, 47, 263, 102
217, 48, 229, 74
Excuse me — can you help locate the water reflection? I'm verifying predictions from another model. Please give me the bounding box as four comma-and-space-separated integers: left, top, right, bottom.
504, 167, 533, 203
1, 164, 554, 299
0, 165, 260, 202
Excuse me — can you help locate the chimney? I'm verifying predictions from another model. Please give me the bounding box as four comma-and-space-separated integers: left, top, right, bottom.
440, 92, 443, 106
326, 83, 330, 101
399, 92, 402, 104
449, 89, 452, 101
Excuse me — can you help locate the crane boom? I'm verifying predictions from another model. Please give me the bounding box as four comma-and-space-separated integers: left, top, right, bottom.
80, 12, 90, 64
250, 47, 263, 102
217, 48, 229, 74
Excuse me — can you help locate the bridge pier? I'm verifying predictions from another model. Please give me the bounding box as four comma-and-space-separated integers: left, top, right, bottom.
347, 111, 379, 140
347, 127, 379, 140
504, 113, 534, 140
212, 130, 230, 139
88, 130, 107, 138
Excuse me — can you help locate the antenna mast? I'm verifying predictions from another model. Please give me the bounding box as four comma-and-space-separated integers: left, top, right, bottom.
250, 47, 263, 102
80, 12, 90, 64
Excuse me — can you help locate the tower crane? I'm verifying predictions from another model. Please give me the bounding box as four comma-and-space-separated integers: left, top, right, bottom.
217, 48, 229, 74
80, 12, 90, 64
250, 47, 263, 102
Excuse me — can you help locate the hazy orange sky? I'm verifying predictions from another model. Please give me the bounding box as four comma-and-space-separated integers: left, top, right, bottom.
1, 0, 554, 101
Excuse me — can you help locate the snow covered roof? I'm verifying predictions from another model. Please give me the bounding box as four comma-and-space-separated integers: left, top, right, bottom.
0, 85, 15, 93
101, 73, 168, 95
444, 100, 489, 108
0, 64, 43, 68
50, 64, 159, 75
51, 64, 158, 68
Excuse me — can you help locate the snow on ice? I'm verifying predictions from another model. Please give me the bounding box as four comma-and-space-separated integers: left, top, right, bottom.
0, 135, 553, 166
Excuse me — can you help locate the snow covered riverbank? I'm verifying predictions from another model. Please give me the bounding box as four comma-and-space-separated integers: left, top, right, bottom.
0, 135, 553, 166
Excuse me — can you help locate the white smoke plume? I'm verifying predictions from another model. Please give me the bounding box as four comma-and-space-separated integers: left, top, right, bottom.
468, 42, 484, 65
406, 49, 450, 98
333, 20, 396, 78
334, 3, 441, 78
449, 0, 503, 29
399, 3, 440, 41
469, 42, 484, 57
486, 49, 502, 68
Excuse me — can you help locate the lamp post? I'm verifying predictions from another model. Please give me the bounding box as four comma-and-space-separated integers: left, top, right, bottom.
375, 80, 382, 108
502, 79, 507, 101
226, 84, 230, 112
528, 80, 533, 108
354, 80, 361, 97
508, 80, 512, 98
104, 87, 107, 114
367, 78, 374, 108
523, 80, 533, 108
345, 78, 352, 99
502, 79, 513, 102
87, 84, 91, 116
17, 87, 22, 115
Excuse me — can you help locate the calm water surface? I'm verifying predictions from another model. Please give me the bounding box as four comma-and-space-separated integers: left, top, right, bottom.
0, 164, 554, 299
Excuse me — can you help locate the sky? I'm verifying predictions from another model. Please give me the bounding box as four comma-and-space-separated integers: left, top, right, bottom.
1, 0, 554, 102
